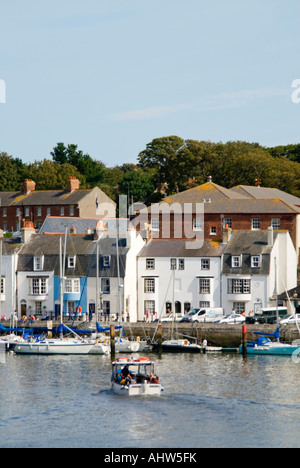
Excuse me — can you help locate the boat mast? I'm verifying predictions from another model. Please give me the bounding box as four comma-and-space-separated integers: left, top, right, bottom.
275, 256, 279, 342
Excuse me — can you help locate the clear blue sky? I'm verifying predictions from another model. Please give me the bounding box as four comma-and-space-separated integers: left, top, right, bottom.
0, 0, 299, 167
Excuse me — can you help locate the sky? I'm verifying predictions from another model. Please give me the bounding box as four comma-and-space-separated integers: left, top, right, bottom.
0, 0, 299, 167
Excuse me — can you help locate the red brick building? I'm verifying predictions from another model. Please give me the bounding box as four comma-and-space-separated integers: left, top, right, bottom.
138, 178, 300, 254
0, 177, 116, 232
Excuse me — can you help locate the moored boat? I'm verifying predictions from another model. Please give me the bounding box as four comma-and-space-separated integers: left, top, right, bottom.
12, 337, 94, 355
240, 328, 300, 356
111, 356, 164, 396
153, 338, 202, 353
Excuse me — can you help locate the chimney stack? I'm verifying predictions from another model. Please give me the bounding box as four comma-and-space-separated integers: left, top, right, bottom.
21, 221, 35, 243
68, 177, 80, 193
268, 226, 274, 246
24, 179, 36, 195
94, 220, 107, 240
223, 226, 232, 244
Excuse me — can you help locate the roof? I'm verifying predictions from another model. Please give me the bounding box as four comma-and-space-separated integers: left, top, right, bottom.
231, 185, 300, 207
17, 234, 129, 278
40, 217, 130, 236
164, 181, 249, 203
222, 231, 278, 276
138, 239, 226, 258
0, 186, 115, 207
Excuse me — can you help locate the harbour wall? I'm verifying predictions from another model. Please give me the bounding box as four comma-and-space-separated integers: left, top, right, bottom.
2, 320, 300, 348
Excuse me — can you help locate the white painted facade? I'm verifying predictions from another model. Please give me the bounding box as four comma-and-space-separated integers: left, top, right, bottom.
137, 241, 224, 321
222, 231, 298, 315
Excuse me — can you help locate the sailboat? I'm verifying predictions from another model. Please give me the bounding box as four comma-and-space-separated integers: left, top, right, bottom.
13, 233, 94, 355
240, 328, 300, 356
240, 258, 300, 356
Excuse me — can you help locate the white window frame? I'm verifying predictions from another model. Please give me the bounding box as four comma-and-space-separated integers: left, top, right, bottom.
272, 218, 281, 230
251, 256, 261, 268
144, 278, 155, 293
68, 256, 76, 269
30, 278, 47, 296
252, 218, 260, 230
151, 218, 159, 231
232, 256, 241, 268
193, 218, 202, 231
34, 256, 44, 271
64, 278, 80, 294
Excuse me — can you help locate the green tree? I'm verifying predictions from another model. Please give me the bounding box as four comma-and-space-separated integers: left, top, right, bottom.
25, 160, 85, 190
51, 143, 106, 187
0, 153, 23, 190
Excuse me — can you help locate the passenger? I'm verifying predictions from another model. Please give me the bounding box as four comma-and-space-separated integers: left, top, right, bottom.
149, 372, 159, 384
121, 365, 132, 386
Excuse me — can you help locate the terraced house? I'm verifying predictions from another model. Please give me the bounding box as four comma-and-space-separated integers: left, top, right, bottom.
0, 177, 116, 232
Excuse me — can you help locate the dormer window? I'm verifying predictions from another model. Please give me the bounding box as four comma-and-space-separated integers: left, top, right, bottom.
68, 256, 76, 269
103, 256, 111, 268
251, 256, 261, 268
34, 256, 44, 271
232, 256, 241, 268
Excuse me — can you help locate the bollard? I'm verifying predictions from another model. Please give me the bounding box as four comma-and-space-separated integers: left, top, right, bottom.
157, 324, 162, 356
242, 325, 247, 357
110, 325, 116, 361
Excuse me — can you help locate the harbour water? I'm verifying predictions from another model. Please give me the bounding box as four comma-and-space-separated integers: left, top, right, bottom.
1, 351, 300, 448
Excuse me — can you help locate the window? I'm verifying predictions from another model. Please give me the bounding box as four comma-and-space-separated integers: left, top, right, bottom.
232, 256, 241, 268
101, 278, 110, 294
193, 218, 202, 231
103, 301, 110, 316
200, 301, 210, 308
251, 256, 261, 268
35, 301, 42, 315
170, 258, 177, 270
201, 259, 210, 270
69, 205, 75, 216
0, 277, 5, 295
47, 208, 51, 217
144, 278, 155, 293
16, 208, 21, 217
210, 226, 216, 235
37, 207, 42, 217
68, 256, 76, 269
60, 207, 65, 216
233, 302, 246, 314
144, 300, 155, 316
30, 278, 47, 295
178, 259, 185, 270
228, 279, 251, 294
199, 278, 210, 294
223, 218, 232, 228
151, 218, 159, 231
252, 218, 260, 230
3, 208, 7, 217
34, 256, 44, 271
25, 207, 30, 217
103, 256, 111, 268
64, 279, 80, 294
272, 218, 281, 230
146, 259, 155, 270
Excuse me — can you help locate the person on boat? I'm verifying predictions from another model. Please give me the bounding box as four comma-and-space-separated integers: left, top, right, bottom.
149, 372, 159, 384
121, 365, 132, 385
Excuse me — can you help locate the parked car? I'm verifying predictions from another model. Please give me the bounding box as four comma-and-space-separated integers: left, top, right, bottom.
280, 314, 300, 325
217, 314, 245, 324
180, 307, 224, 323
255, 307, 288, 324
156, 313, 185, 322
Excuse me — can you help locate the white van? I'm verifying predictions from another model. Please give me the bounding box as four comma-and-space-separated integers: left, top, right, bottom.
181, 307, 224, 323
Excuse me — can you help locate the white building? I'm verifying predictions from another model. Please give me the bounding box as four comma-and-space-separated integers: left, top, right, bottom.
0, 236, 22, 320
137, 239, 226, 321
222, 228, 298, 315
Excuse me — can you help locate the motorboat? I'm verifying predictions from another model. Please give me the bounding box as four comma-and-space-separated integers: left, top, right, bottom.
154, 338, 202, 353
12, 336, 94, 355
111, 356, 164, 396
88, 336, 110, 355
240, 328, 300, 356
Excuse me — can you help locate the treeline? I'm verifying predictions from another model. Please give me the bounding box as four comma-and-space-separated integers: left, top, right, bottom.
1, 138, 300, 203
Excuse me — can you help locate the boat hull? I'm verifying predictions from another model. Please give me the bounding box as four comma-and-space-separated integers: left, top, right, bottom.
241, 344, 300, 356
12, 340, 94, 355
111, 381, 163, 396
153, 340, 202, 353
